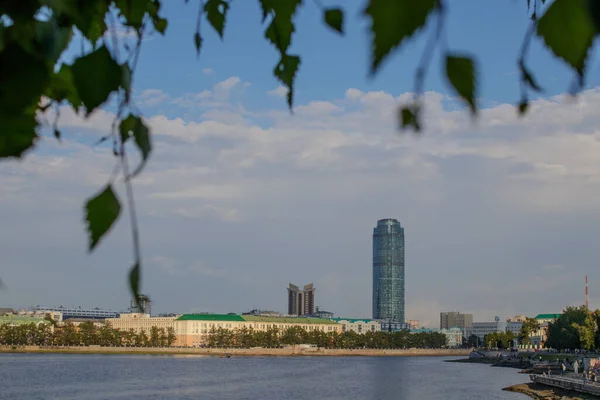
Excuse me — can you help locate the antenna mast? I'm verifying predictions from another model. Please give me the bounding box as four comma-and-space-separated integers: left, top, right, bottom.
586, 275, 589, 310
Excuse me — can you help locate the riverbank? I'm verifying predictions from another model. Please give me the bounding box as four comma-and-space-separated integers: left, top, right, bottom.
503, 382, 598, 400
0, 345, 471, 357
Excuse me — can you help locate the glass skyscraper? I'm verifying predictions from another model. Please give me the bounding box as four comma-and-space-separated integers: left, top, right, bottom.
372, 218, 405, 322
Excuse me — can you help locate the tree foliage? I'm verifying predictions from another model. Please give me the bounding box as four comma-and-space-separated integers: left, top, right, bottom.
545, 306, 600, 350
206, 326, 449, 348
1, 0, 598, 299
484, 331, 515, 349
0, 321, 176, 347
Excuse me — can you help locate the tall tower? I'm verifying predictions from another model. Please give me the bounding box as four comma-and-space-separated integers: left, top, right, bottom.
586, 275, 589, 310
372, 218, 405, 322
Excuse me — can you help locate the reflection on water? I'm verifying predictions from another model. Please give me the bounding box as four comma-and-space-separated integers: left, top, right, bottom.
0, 354, 527, 400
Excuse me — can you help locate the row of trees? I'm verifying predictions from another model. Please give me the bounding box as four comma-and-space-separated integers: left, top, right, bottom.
0, 321, 176, 347
206, 327, 449, 349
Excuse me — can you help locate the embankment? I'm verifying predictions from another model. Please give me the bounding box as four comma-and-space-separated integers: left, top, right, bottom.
0, 345, 470, 357
503, 382, 598, 400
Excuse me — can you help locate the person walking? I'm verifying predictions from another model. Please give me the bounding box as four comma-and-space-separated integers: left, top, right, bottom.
562, 363, 566, 376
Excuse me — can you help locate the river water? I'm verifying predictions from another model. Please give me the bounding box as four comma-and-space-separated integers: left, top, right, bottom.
0, 354, 528, 399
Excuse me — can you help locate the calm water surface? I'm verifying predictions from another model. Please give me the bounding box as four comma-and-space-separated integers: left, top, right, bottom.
0, 354, 529, 400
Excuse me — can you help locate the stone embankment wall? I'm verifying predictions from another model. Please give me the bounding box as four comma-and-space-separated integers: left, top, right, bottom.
531, 374, 600, 396
0, 345, 470, 357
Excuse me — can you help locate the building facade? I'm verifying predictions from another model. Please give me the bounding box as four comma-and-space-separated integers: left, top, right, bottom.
372, 218, 405, 322
331, 318, 381, 334
106, 314, 342, 347
410, 328, 463, 347
287, 283, 316, 316
106, 313, 177, 333
470, 320, 522, 340
34, 306, 119, 320
440, 312, 473, 330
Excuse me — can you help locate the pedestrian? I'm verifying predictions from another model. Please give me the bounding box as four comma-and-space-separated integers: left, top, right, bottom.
562, 363, 566, 376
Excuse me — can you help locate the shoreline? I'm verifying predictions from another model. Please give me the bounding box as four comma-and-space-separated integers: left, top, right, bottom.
503, 382, 599, 400
0, 345, 470, 357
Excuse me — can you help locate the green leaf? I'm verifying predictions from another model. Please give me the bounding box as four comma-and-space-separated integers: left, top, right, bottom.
153, 17, 168, 34
274, 54, 301, 109
43, 0, 109, 44
194, 32, 202, 56
324, 8, 344, 34
35, 17, 73, 63
119, 115, 152, 177
0, 42, 50, 115
84, 185, 122, 252
46, 65, 81, 106
586, 0, 600, 32
204, 0, 229, 38
260, 0, 302, 54
519, 63, 543, 92
445, 54, 477, 115
0, 111, 38, 158
114, 0, 148, 30
398, 104, 421, 131
537, 0, 596, 77
71, 45, 122, 115
129, 263, 142, 312
364, 0, 437, 75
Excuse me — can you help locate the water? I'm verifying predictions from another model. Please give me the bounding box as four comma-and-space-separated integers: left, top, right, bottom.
0, 354, 528, 399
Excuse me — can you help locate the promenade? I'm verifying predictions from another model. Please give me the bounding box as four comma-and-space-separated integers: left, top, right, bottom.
0, 345, 470, 357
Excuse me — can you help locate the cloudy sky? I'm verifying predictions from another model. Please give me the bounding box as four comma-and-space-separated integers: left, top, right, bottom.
2, 0, 600, 327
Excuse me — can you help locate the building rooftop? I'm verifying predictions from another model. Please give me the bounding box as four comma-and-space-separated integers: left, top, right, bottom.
535, 313, 561, 320
177, 314, 245, 322
331, 318, 377, 323
0, 315, 48, 325
242, 315, 338, 324
176, 314, 340, 324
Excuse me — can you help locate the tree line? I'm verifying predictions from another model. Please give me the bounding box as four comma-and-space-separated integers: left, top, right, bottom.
0, 321, 176, 347
206, 326, 449, 349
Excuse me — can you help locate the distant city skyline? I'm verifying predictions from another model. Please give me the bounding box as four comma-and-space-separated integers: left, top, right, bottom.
372, 219, 405, 322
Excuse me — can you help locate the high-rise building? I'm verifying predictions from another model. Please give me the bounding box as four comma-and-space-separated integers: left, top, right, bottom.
129, 294, 152, 316
440, 311, 473, 330
287, 283, 316, 316
372, 218, 405, 322
303, 283, 315, 315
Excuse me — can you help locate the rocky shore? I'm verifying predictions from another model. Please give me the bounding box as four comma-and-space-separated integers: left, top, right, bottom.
503, 382, 598, 400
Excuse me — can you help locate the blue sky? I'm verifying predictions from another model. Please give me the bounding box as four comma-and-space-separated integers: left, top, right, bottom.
3, 0, 600, 327
127, 0, 596, 106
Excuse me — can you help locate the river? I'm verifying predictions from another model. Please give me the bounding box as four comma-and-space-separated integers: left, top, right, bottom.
0, 354, 528, 399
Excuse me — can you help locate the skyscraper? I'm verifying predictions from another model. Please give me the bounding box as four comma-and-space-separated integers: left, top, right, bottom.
372, 218, 405, 322
287, 283, 316, 316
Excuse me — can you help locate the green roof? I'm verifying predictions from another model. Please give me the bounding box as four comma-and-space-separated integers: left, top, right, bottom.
535, 314, 561, 320
331, 318, 377, 324
0, 316, 48, 325
176, 314, 339, 324
176, 314, 245, 321
242, 315, 338, 324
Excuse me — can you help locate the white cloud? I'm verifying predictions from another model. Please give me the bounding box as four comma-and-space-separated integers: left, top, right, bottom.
268, 85, 288, 98
202, 68, 215, 75
5, 83, 600, 323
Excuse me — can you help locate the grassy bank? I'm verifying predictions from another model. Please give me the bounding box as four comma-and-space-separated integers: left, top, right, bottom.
503, 382, 597, 400
0, 345, 471, 357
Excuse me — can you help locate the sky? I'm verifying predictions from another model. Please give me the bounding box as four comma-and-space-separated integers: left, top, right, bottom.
2, 0, 600, 328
